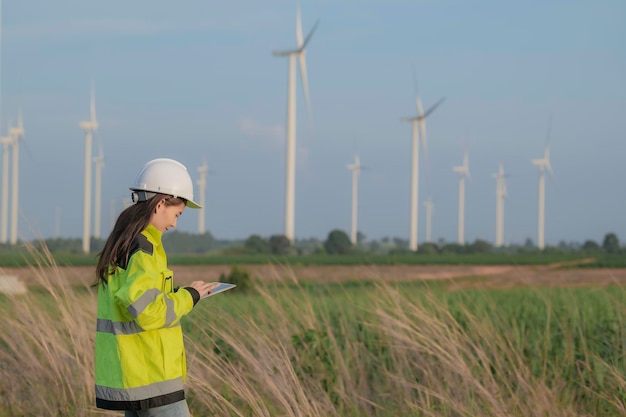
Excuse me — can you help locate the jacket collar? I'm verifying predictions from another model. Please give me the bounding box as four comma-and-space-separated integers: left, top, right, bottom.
144, 224, 163, 247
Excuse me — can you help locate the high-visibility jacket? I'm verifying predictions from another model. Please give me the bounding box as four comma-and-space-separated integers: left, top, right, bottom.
95, 224, 200, 410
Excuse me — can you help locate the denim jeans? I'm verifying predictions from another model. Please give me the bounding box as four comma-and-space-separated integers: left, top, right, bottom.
124, 400, 191, 417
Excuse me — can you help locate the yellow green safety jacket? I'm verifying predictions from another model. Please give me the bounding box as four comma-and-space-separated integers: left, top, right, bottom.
95, 224, 201, 410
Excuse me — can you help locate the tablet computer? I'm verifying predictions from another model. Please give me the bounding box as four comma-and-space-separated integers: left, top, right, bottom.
202, 282, 236, 299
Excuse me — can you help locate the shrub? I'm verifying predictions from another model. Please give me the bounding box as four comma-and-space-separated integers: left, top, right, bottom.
269, 235, 291, 255
323, 229, 353, 254
219, 265, 254, 293
244, 235, 271, 254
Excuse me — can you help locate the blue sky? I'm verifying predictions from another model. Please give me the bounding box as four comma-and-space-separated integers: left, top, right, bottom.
2, 0, 625, 245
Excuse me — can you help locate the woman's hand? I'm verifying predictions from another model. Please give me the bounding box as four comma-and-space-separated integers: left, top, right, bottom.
188, 281, 221, 298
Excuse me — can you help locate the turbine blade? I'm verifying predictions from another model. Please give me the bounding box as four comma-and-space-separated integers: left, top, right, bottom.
296, 7, 304, 48
301, 19, 319, 50
423, 97, 445, 118
19, 131, 34, 160
411, 64, 420, 114
90, 81, 97, 124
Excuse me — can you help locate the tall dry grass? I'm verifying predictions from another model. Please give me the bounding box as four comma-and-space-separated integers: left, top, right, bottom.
0, 243, 100, 416
0, 245, 624, 416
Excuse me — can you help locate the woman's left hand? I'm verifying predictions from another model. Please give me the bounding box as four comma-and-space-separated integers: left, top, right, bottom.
188, 281, 221, 298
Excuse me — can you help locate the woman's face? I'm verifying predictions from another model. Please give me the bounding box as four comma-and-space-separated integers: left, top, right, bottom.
150, 199, 186, 232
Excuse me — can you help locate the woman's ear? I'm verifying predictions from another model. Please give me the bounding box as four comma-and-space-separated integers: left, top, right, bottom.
154, 199, 166, 213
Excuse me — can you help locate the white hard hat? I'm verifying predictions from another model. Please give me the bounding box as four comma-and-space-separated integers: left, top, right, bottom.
130, 158, 201, 208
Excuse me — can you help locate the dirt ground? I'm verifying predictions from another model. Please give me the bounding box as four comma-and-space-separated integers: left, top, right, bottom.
3, 262, 626, 290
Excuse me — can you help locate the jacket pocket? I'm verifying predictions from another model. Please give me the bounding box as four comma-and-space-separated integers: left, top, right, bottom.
162, 268, 174, 294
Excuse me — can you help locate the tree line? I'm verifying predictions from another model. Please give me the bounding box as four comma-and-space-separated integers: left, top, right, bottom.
2, 230, 622, 256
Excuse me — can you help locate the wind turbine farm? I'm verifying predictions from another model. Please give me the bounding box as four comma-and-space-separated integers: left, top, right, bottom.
2, 4, 626, 417
0, 2, 621, 254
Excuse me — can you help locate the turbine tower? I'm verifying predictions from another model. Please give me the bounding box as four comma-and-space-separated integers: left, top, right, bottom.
452, 151, 470, 245
0, 133, 10, 243
423, 197, 434, 243
0, 0, 5, 244
347, 154, 361, 245
80, 83, 98, 254
531, 145, 552, 250
8, 112, 23, 244
197, 160, 208, 234
492, 163, 508, 247
93, 140, 104, 239
272, 7, 317, 243
401, 78, 444, 252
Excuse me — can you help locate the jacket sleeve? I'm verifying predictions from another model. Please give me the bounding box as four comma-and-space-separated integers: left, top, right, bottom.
113, 250, 195, 331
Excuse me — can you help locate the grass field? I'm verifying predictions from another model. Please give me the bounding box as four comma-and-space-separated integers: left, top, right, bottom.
1, 248, 624, 268
1, 248, 625, 416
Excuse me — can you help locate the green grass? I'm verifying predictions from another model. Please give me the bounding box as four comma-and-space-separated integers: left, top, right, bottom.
1, 248, 625, 416
0, 248, 616, 267
185, 281, 626, 416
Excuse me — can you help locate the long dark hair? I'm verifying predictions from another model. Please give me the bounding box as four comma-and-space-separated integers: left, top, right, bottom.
95, 194, 185, 286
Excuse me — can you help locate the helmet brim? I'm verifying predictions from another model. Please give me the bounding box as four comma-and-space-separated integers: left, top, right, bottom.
185, 199, 201, 209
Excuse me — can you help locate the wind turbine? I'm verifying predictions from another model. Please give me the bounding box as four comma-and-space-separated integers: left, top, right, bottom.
79, 82, 98, 254
401, 74, 444, 252
0, 0, 5, 244
272, 6, 317, 243
492, 163, 508, 247
93, 139, 104, 240
0, 133, 10, 243
452, 151, 470, 245
532, 144, 553, 250
8, 111, 23, 244
347, 153, 362, 245
423, 197, 434, 243
197, 160, 208, 234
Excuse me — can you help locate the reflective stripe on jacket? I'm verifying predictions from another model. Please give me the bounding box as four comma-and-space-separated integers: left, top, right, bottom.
95, 224, 196, 410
